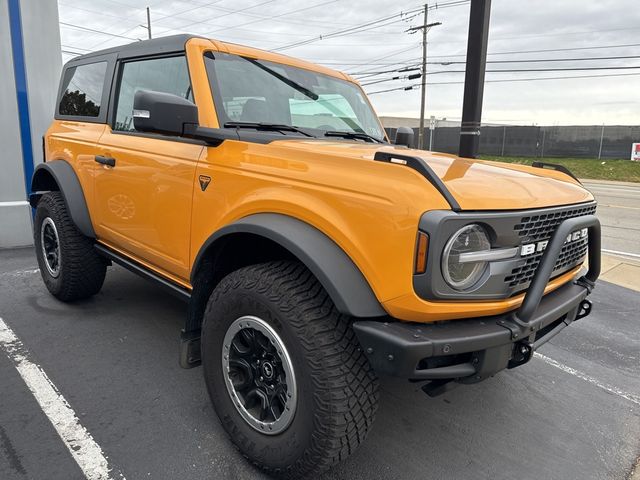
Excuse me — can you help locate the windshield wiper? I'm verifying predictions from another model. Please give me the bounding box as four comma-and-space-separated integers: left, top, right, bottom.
324, 130, 385, 143
243, 58, 320, 101
224, 121, 314, 137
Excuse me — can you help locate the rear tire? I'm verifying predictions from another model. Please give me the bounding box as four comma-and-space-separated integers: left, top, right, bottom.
201, 261, 379, 478
34, 192, 107, 301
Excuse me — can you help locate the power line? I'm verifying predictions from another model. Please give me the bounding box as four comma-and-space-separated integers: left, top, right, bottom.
346, 42, 640, 75
460, 65, 640, 73
428, 54, 640, 65
350, 46, 640, 73
490, 25, 637, 42
154, 0, 276, 32
157, 0, 369, 30
61, 1, 459, 54
59, 21, 138, 41
428, 42, 640, 59
152, 0, 226, 22
368, 85, 420, 95
61, 44, 92, 52
156, 1, 346, 32
366, 72, 640, 94
361, 72, 422, 86
331, 45, 421, 73
272, 7, 425, 51
351, 65, 422, 77
454, 71, 640, 84
64, 1, 332, 53
359, 64, 640, 85
58, 1, 143, 26
83, 0, 224, 49
354, 55, 640, 77
201, 0, 341, 36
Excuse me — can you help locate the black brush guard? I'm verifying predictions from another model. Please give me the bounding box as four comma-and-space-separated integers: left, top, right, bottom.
353, 215, 601, 396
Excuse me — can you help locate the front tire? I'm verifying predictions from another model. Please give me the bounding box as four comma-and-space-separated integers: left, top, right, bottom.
34, 192, 107, 301
201, 261, 379, 478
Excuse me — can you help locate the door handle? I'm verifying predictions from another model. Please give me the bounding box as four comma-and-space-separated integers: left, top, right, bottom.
95, 155, 116, 167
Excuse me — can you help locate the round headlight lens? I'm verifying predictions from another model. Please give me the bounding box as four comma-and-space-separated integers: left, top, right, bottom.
442, 224, 491, 290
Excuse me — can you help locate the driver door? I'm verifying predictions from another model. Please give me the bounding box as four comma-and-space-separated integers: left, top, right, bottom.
93, 55, 203, 281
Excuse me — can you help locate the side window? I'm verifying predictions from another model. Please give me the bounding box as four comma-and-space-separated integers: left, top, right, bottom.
59, 62, 107, 117
114, 56, 193, 132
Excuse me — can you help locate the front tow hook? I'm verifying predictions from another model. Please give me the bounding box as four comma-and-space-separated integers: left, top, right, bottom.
576, 299, 592, 320
508, 341, 534, 369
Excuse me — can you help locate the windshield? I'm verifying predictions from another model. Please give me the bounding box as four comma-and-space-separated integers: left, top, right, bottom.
204, 52, 386, 141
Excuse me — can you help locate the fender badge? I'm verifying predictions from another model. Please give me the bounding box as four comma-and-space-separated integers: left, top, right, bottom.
199, 175, 211, 192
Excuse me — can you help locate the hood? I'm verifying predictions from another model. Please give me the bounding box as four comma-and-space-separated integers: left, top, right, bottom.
271, 140, 594, 211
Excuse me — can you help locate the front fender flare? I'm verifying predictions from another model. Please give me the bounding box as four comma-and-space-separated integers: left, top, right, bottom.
193, 213, 387, 318
30, 160, 95, 238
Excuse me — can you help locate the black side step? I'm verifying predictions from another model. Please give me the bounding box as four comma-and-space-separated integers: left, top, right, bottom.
94, 244, 191, 302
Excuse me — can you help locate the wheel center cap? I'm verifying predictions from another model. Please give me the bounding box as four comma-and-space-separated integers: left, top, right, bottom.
262, 361, 274, 379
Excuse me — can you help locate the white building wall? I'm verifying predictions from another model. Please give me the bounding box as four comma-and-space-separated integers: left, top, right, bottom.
0, 0, 61, 248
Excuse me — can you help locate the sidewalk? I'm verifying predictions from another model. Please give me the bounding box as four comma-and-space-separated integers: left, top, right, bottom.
600, 253, 640, 292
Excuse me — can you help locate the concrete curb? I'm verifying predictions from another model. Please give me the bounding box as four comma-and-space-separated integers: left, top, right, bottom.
580, 178, 640, 187
600, 253, 640, 292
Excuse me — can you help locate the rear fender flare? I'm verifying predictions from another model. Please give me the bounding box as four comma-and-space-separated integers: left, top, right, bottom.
30, 160, 95, 238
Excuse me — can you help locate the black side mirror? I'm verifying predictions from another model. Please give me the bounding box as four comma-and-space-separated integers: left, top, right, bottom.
394, 126, 414, 148
133, 90, 198, 136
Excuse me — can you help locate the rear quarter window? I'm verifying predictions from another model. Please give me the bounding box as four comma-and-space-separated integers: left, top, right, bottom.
58, 62, 108, 117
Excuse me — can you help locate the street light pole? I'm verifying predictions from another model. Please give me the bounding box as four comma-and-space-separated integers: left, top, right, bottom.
458, 0, 492, 158
146, 6, 152, 39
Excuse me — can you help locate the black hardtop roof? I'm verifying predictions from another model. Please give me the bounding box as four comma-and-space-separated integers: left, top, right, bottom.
67, 34, 202, 65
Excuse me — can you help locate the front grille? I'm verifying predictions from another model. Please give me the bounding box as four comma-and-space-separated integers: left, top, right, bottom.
513, 203, 596, 242
505, 203, 596, 289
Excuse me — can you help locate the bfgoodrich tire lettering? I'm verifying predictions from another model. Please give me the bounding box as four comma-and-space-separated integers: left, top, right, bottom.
201, 261, 379, 478
34, 192, 107, 301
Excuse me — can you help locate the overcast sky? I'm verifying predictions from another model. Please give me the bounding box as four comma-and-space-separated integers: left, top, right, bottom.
58, 0, 640, 125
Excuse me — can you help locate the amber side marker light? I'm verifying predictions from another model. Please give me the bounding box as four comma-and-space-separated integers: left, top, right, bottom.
415, 232, 429, 274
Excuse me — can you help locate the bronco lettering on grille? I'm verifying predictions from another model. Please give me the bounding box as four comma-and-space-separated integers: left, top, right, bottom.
520, 228, 588, 257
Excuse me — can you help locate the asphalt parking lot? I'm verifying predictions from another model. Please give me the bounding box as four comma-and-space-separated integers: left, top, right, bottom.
1, 243, 639, 480
1, 180, 640, 480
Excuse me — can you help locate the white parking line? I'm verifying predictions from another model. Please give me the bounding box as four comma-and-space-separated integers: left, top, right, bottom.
0, 318, 124, 480
0, 267, 40, 278
0, 201, 30, 207
602, 248, 640, 259
534, 352, 640, 406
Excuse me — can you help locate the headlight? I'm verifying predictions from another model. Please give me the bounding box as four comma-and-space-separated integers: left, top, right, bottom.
441, 224, 491, 290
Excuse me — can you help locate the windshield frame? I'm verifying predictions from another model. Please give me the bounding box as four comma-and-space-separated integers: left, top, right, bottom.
203, 50, 388, 142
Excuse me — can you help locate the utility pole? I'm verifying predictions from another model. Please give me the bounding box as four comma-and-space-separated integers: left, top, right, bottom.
418, 4, 428, 150
146, 7, 152, 39
458, 0, 492, 158
408, 5, 441, 150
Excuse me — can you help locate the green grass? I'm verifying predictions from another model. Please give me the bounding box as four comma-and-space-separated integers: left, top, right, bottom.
480, 156, 640, 183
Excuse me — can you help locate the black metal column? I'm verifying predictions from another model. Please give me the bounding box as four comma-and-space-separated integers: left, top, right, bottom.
458, 0, 492, 158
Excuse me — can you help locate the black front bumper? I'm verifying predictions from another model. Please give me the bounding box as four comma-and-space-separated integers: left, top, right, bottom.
353, 215, 601, 394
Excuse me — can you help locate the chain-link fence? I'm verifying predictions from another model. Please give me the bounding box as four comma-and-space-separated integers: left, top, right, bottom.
384, 125, 640, 159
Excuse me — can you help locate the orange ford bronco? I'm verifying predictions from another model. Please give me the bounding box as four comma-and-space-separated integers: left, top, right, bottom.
31, 35, 600, 477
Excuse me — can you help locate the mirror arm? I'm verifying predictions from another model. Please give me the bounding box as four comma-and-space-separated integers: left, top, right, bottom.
182, 124, 240, 145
